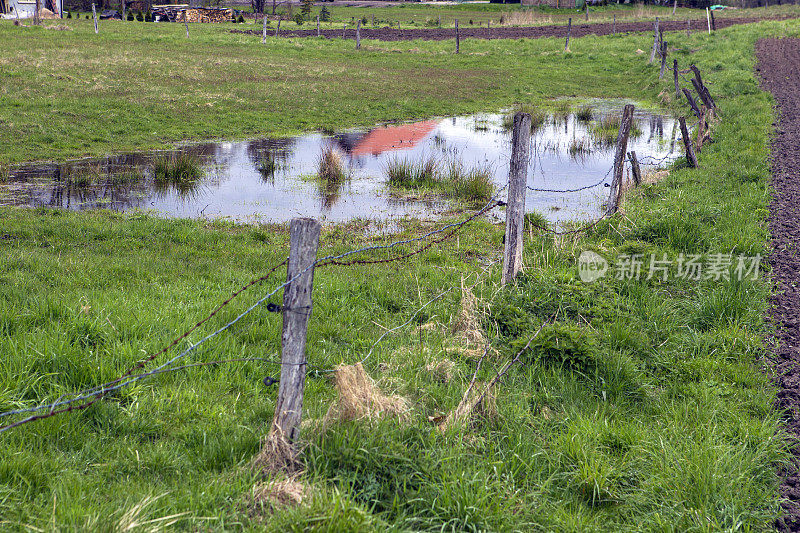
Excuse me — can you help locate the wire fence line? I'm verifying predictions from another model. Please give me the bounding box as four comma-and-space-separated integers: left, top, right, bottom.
0, 191, 506, 433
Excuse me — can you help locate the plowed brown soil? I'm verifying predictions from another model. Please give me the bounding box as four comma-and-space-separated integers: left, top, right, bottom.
233, 15, 798, 42
756, 37, 800, 532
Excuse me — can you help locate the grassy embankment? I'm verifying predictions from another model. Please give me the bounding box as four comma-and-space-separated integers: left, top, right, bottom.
1, 15, 800, 531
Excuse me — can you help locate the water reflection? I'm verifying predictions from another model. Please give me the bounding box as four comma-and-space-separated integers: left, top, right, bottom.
1, 100, 681, 225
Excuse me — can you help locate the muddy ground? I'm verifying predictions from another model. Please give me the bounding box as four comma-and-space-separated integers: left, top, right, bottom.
233, 15, 798, 41
756, 37, 800, 532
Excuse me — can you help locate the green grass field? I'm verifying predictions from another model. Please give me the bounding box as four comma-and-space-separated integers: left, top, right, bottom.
1, 10, 800, 531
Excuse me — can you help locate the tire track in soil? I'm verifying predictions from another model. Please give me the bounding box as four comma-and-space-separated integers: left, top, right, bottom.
756, 37, 800, 532
233, 15, 798, 42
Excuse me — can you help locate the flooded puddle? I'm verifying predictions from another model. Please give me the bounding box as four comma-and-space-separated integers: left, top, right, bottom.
1, 100, 681, 225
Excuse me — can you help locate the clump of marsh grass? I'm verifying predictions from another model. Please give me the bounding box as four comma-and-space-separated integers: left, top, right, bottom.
0, 162, 9, 183
257, 152, 278, 180
441, 158, 495, 204
591, 115, 644, 147
569, 137, 593, 159
153, 152, 203, 189
385, 155, 437, 189
576, 105, 594, 123
554, 100, 572, 121
502, 103, 548, 132
317, 147, 346, 183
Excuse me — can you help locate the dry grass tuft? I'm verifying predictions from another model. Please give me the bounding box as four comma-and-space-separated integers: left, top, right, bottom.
451, 278, 485, 347
324, 363, 410, 424
426, 359, 457, 383
440, 380, 498, 431
252, 475, 311, 511
253, 423, 301, 474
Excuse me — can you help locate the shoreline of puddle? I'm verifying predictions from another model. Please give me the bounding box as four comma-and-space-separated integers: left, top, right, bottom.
0, 100, 682, 228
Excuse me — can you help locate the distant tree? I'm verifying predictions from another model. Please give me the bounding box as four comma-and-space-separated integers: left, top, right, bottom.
300, 0, 313, 17
251, 0, 264, 15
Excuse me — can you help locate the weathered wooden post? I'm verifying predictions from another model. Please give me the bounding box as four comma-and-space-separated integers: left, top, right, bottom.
710, 9, 716, 31
649, 18, 659, 63
263, 15, 268, 43
683, 88, 702, 119
455, 19, 459, 53
356, 19, 361, 49
672, 0, 677, 16
275, 18, 280, 37
687, 17, 691, 37
690, 64, 716, 111
679, 116, 698, 167
629, 151, 642, 187
605, 104, 634, 216
317, 15, 320, 36
184, 10, 189, 38
706, 8, 711, 34
565, 18, 571, 52
659, 40, 668, 80
92, 3, 98, 33
584, 1, 588, 21
122, 0, 126, 21
673, 59, 680, 98
612, 14, 616, 35
263, 217, 321, 468
33, 0, 40, 25
502, 112, 532, 286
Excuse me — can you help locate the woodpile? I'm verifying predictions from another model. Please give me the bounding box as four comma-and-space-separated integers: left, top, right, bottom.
150, 5, 232, 23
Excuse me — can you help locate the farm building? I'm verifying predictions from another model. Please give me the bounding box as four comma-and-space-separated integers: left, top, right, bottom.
1, 0, 62, 18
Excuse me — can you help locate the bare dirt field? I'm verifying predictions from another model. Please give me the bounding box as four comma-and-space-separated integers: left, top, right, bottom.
233, 14, 800, 41
756, 36, 800, 533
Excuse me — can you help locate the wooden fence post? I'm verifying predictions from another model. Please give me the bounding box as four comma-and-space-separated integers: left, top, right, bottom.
356, 19, 361, 49
264, 217, 321, 467
34, 0, 40, 25
690, 65, 716, 111
673, 59, 680, 98
455, 19, 459, 53
263, 15, 268, 43
629, 150, 642, 187
649, 18, 659, 63
659, 40, 668, 79
710, 9, 716, 31
275, 18, 280, 37
706, 8, 711, 34
502, 112, 532, 286
687, 17, 690, 37
682, 88, 702, 119
184, 10, 189, 38
565, 18, 571, 52
612, 14, 616, 35
92, 3, 98, 33
584, 2, 588, 21
317, 15, 320, 36
605, 104, 635, 216
672, 0, 677, 16
679, 116, 698, 167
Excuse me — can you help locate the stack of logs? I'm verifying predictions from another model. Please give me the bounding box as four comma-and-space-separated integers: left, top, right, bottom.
150, 5, 232, 22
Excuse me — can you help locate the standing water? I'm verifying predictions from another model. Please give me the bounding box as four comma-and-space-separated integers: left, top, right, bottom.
0, 101, 680, 226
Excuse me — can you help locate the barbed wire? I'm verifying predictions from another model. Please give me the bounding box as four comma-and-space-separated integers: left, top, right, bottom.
0, 191, 506, 433
526, 164, 614, 194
